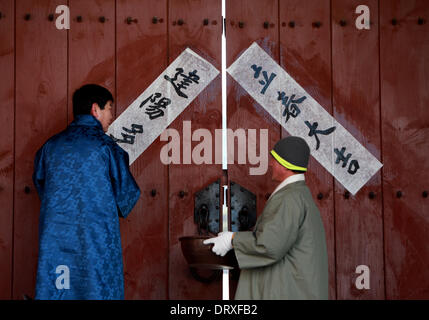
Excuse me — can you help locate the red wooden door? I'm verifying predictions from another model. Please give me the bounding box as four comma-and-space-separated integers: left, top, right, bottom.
1, 0, 429, 300
13, 0, 68, 299
380, 0, 429, 299
226, 0, 280, 229
116, 0, 169, 299
167, 0, 223, 300
279, 0, 337, 300
0, 0, 14, 300
68, 0, 115, 124
226, 0, 282, 299
332, 0, 385, 299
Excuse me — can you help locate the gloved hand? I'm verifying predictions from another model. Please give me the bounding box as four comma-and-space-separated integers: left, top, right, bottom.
203, 231, 234, 257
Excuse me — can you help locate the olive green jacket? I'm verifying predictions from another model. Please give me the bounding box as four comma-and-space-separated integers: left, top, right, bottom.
232, 180, 329, 300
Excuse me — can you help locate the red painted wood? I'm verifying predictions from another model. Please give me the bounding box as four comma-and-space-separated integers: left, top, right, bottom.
279, 0, 336, 300
227, 0, 280, 221
226, 0, 280, 298
380, 0, 429, 299
3, 0, 429, 300
14, 0, 68, 299
68, 0, 115, 123
168, 0, 223, 300
332, 0, 384, 299
116, 0, 169, 299
0, 0, 14, 300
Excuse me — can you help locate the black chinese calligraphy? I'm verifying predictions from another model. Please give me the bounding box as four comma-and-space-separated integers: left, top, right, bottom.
164, 67, 200, 99
251, 64, 277, 95
304, 121, 336, 150
140, 93, 172, 120
278, 92, 306, 123
334, 147, 360, 175
110, 123, 143, 145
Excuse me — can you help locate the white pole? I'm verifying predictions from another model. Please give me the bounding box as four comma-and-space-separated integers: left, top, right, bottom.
221, 0, 229, 301
221, 0, 227, 170
222, 186, 229, 300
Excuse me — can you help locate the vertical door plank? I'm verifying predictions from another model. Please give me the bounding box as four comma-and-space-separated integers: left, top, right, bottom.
332, 0, 384, 299
116, 0, 169, 299
168, 0, 223, 299
227, 0, 280, 228
0, 0, 14, 299
380, 0, 429, 299
279, 0, 336, 300
226, 0, 279, 298
68, 0, 115, 122
14, 0, 67, 299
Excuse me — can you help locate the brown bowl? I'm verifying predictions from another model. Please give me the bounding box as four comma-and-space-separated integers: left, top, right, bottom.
179, 235, 238, 270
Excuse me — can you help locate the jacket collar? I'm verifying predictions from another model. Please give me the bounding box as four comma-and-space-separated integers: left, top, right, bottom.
269, 174, 305, 200
70, 114, 103, 130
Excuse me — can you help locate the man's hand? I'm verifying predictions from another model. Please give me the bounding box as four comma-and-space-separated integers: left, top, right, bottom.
203, 231, 234, 257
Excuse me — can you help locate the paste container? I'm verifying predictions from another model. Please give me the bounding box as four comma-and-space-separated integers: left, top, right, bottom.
179, 235, 238, 270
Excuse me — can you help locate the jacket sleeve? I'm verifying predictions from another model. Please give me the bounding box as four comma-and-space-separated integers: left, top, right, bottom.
232, 192, 304, 269
109, 144, 141, 218
32, 146, 46, 200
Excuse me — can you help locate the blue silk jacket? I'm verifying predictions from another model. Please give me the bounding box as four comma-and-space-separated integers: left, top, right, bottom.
33, 115, 141, 300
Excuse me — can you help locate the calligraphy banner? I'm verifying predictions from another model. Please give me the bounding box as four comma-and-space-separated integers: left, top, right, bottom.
107, 48, 219, 164
227, 42, 382, 195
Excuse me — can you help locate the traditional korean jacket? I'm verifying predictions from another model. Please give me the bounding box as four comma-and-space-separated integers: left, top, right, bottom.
233, 178, 329, 300
33, 114, 140, 300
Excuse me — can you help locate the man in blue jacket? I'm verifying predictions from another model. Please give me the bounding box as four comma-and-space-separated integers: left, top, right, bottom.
33, 84, 141, 299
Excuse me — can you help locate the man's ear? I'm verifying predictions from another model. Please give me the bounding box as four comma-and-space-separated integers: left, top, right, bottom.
90, 103, 99, 118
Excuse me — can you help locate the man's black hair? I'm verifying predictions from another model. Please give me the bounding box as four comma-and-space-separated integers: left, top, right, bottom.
72, 84, 114, 117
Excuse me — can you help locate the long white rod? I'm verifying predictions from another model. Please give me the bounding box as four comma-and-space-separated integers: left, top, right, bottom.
222, 186, 229, 300
221, 0, 229, 301
221, 0, 227, 170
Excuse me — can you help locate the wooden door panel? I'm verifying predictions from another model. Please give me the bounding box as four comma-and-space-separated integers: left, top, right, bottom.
279, 0, 336, 300
380, 0, 429, 299
226, 0, 280, 299
0, 0, 14, 300
68, 0, 115, 122
116, 0, 169, 299
14, 0, 68, 299
168, 0, 223, 300
332, 0, 384, 299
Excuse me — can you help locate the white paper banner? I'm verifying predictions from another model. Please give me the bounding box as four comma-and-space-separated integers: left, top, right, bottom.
107, 48, 219, 164
227, 42, 382, 195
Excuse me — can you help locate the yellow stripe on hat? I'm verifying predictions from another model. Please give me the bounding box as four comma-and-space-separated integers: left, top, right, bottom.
270, 150, 307, 172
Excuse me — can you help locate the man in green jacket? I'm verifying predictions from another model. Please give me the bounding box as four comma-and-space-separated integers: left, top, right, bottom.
204, 136, 329, 299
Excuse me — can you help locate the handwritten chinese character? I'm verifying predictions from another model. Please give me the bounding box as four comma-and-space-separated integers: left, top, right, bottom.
304, 121, 336, 150
110, 124, 143, 145
251, 64, 277, 94
278, 92, 306, 123
164, 68, 200, 99
140, 93, 171, 120
334, 147, 360, 175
